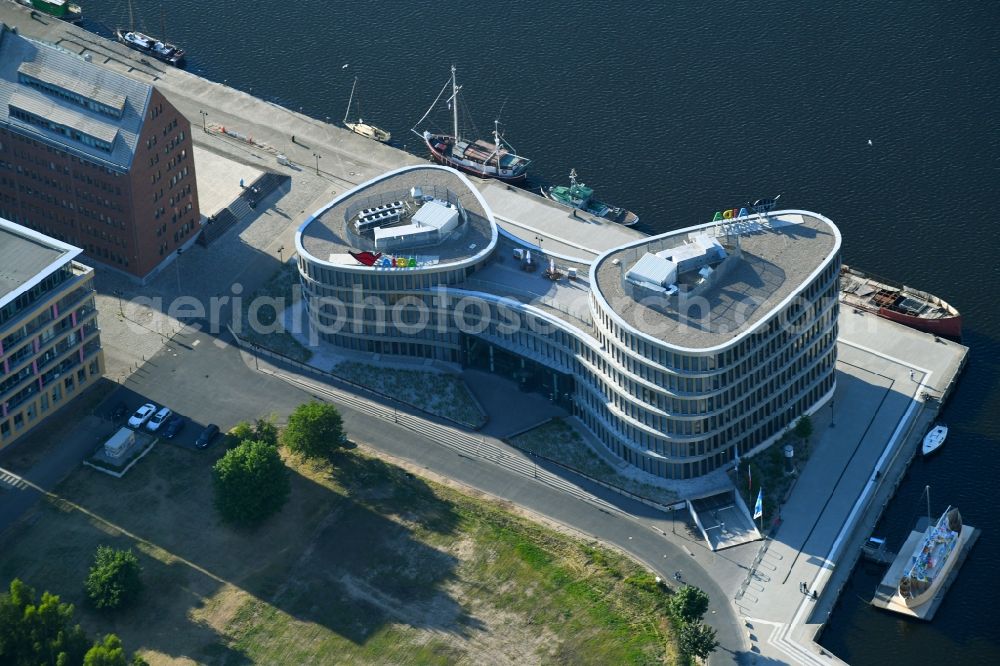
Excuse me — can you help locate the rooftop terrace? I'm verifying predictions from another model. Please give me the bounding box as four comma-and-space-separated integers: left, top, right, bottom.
593, 212, 840, 350
477, 179, 645, 262
299, 167, 494, 267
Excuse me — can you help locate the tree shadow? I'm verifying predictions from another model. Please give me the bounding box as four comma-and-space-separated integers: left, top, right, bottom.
326, 450, 461, 536
1, 443, 484, 662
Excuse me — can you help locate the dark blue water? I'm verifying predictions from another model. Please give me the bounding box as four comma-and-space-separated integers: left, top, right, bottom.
82, 1, 1000, 662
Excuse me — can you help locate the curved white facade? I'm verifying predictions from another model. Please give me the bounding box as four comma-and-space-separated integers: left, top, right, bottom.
297, 165, 841, 479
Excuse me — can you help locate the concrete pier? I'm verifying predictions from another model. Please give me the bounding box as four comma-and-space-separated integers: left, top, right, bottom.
0, 6, 973, 664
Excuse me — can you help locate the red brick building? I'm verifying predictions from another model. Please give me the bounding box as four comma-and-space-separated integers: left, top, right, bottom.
0, 23, 201, 281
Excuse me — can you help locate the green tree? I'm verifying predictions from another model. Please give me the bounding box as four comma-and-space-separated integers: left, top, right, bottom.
252, 417, 279, 446
679, 622, 719, 660
281, 402, 345, 459
794, 414, 813, 442
230, 417, 279, 447
84, 634, 126, 666
0, 578, 90, 665
667, 585, 710, 625
212, 439, 290, 526
85, 546, 143, 610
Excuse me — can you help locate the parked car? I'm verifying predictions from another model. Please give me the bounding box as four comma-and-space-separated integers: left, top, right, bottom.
127, 403, 157, 428
195, 424, 219, 449
147, 407, 173, 432
110, 401, 127, 421
161, 414, 185, 439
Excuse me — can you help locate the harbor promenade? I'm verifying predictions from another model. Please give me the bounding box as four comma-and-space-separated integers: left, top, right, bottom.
0, 6, 972, 664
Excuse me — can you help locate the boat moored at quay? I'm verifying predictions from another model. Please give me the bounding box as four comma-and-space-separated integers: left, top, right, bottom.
18, 0, 81, 23
839, 264, 962, 339
114, 1, 185, 66
343, 77, 391, 143
922, 424, 948, 456
413, 66, 531, 183
543, 169, 638, 226
897, 507, 963, 607
115, 29, 185, 65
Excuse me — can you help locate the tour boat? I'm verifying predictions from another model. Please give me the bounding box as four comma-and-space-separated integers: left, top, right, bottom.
412, 66, 531, 183
343, 77, 391, 143
921, 424, 948, 456
896, 506, 962, 607
543, 169, 639, 226
839, 265, 962, 339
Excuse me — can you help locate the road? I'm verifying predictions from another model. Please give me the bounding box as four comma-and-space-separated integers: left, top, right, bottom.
1, 319, 748, 663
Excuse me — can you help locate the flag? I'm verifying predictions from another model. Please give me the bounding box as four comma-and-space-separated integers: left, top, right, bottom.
753, 489, 763, 520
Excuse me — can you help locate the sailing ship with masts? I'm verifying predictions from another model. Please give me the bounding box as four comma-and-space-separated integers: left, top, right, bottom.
115, 0, 186, 66
412, 66, 531, 183
343, 77, 391, 143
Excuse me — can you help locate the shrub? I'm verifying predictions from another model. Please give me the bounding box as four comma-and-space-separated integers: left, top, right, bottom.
84, 546, 142, 610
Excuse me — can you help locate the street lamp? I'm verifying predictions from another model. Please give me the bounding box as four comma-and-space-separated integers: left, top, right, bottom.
313, 152, 321, 175
277, 245, 285, 264
199, 110, 207, 133
174, 248, 184, 293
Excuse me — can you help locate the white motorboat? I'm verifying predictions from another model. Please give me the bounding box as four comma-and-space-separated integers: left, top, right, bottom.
921, 424, 948, 456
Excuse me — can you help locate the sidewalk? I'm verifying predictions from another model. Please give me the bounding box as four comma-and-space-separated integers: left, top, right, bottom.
726, 314, 967, 665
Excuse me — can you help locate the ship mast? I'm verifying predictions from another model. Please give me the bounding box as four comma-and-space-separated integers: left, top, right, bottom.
569, 168, 578, 188
344, 77, 357, 125
926, 485, 931, 526
451, 65, 460, 144
128, 0, 135, 31
494, 119, 502, 171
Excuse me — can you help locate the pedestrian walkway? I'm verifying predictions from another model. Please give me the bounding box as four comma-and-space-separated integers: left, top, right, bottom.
0, 467, 28, 491
727, 314, 967, 665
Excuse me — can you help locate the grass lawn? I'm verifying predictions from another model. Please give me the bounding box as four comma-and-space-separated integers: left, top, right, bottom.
510, 419, 677, 505
0, 439, 682, 664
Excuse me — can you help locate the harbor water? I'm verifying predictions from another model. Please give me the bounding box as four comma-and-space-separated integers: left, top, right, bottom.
79, 1, 1000, 662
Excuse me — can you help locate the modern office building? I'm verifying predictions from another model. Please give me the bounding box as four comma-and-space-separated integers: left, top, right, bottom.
0, 22, 200, 281
296, 165, 841, 479
0, 217, 103, 449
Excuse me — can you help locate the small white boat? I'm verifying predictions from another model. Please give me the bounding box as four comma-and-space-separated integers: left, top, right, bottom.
921, 424, 948, 456
343, 77, 391, 143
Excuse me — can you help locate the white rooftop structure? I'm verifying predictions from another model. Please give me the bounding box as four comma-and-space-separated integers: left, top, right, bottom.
411, 199, 460, 232
656, 233, 726, 273
625, 252, 677, 288
373, 199, 461, 250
